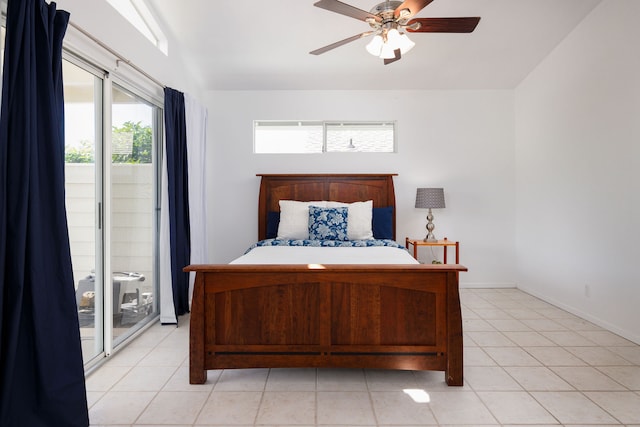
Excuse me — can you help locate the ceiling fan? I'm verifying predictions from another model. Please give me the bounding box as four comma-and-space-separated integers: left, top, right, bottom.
310, 0, 480, 65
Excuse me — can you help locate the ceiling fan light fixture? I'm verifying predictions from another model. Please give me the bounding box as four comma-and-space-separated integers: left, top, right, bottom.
311, 0, 480, 63
369, 28, 415, 59
387, 28, 415, 54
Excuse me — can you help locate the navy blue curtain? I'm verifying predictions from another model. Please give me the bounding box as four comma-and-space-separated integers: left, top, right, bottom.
0, 0, 89, 426
164, 87, 191, 318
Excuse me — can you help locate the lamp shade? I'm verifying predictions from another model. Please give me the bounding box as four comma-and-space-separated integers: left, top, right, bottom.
415, 188, 445, 209
365, 34, 384, 56
387, 29, 415, 55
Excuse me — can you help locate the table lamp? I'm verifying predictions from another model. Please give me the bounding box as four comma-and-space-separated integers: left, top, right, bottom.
415, 188, 445, 242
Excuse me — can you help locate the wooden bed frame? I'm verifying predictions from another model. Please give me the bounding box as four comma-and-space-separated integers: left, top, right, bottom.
185, 174, 467, 385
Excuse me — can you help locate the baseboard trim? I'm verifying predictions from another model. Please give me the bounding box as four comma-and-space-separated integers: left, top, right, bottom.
517, 285, 640, 346
460, 282, 517, 289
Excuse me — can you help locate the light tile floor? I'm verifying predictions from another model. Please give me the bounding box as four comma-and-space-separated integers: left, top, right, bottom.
87, 288, 640, 426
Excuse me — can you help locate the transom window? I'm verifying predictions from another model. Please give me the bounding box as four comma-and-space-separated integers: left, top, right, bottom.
106, 0, 168, 55
254, 121, 396, 153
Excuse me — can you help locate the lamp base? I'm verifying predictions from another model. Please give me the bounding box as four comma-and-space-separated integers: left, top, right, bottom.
424, 209, 437, 243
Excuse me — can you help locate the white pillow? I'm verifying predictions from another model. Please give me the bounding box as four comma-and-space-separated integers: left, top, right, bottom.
277, 200, 327, 240
326, 200, 373, 240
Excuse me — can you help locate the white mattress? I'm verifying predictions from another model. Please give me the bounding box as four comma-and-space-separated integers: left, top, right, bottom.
230, 246, 419, 265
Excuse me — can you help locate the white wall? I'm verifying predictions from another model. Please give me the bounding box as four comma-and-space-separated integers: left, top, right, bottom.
203, 90, 516, 287
515, 0, 640, 343
55, 0, 201, 97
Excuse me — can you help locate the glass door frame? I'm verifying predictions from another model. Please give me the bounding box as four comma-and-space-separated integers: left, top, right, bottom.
63, 51, 107, 368
107, 76, 163, 350
62, 51, 163, 368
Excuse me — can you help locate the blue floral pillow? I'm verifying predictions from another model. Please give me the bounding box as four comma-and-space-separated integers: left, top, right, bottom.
308, 206, 348, 241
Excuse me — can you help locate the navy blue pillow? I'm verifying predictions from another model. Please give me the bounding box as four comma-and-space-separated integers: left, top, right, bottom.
266, 211, 280, 239
372, 206, 394, 239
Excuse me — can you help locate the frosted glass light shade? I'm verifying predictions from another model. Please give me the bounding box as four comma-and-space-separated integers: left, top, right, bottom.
397, 32, 415, 54
379, 41, 398, 59
365, 35, 384, 56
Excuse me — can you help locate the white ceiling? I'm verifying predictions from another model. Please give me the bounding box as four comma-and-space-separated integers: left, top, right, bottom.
147, 0, 601, 91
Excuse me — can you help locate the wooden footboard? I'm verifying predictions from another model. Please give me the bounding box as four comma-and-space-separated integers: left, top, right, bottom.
185, 264, 466, 386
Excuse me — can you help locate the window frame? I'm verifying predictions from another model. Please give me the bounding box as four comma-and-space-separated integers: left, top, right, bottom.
253, 120, 397, 154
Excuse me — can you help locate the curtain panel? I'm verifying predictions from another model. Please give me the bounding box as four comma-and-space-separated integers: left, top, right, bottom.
159, 90, 208, 324
0, 0, 89, 426
164, 88, 191, 319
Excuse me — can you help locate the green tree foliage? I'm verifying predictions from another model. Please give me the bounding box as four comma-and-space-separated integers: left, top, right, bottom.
65, 139, 94, 163
111, 121, 152, 164
65, 121, 152, 164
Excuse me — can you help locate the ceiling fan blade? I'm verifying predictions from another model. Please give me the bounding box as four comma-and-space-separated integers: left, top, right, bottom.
314, 0, 382, 23
394, 0, 434, 19
406, 17, 481, 33
310, 32, 374, 55
383, 48, 402, 65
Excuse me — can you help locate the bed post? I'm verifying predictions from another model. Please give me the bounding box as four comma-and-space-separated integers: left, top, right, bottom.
445, 271, 464, 386
189, 270, 207, 384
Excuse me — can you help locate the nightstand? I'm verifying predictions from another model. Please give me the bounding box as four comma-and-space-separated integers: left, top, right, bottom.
405, 237, 459, 264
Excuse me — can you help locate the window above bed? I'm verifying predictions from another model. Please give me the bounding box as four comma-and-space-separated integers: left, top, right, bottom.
253, 121, 396, 153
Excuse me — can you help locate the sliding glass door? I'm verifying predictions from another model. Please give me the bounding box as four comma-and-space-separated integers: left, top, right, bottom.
63, 56, 162, 367
110, 83, 159, 344
63, 59, 104, 364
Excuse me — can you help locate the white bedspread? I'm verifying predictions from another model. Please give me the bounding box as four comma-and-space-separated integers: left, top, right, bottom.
230, 246, 419, 265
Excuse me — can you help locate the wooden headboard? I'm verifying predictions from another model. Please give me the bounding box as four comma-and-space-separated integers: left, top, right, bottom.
256, 174, 397, 241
